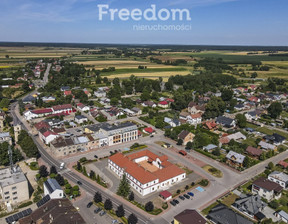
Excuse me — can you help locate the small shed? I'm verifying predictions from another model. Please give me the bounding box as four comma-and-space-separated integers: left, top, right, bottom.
159, 190, 172, 201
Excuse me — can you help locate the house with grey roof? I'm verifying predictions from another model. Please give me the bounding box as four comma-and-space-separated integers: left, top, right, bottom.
268, 171, 288, 189
0, 132, 12, 145
232, 194, 266, 219
226, 150, 246, 168
216, 116, 236, 128
207, 204, 253, 224
44, 178, 63, 199
258, 141, 276, 151
275, 210, 288, 223
203, 144, 218, 152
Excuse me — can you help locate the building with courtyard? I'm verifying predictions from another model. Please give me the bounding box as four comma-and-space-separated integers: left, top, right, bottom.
108, 150, 186, 196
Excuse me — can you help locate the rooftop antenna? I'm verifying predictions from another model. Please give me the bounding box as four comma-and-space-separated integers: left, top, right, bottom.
8, 145, 14, 172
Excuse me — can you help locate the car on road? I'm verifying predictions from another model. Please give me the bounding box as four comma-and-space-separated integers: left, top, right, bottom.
86, 202, 93, 208
94, 155, 98, 159
183, 194, 190, 199
188, 192, 194, 197
99, 210, 106, 216
173, 199, 179, 204
77, 181, 82, 185
150, 135, 154, 138
179, 150, 187, 156
169, 200, 176, 206
112, 220, 118, 224
94, 207, 102, 214
179, 195, 185, 200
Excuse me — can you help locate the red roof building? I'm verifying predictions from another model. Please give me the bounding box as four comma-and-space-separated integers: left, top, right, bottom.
143, 127, 155, 134
159, 190, 172, 200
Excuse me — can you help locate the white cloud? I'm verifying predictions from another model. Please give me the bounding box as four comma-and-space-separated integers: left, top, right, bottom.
168, 0, 237, 7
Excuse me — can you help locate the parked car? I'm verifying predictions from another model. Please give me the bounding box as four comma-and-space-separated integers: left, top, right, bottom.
179, 195, 185, 200
112, 220, 118, 224
99, 210, 106, 216
183, 194, 190, 199
94, 155, 98, 159
179, 150, 187, 156
188, 192, 194, 197
173, 199, 179, 204
150, 135, 154, 138
94, 207, 102, 213
86, 202, 93, 208
170, 200, 176, 206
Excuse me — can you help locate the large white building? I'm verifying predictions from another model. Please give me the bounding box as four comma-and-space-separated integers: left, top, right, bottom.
0, 166, 29, 207
108, 150, 186, 196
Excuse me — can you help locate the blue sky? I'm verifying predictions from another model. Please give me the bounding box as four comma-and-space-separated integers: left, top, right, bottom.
0, 0, 287, 45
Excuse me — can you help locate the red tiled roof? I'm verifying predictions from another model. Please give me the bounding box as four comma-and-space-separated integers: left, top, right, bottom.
204, 121, 217, 130
159, 190, 172, 198
165, 98, 174, 103
34, 121, 50, 130
158, 101, 168, 105
144, 127, 154, 133
191, 113, 202, 119
246, 146, 262, 157
43, 130, 58, 138
220, 137, 230, 144
109, 150, 185, 185
52, 104, 72, 111
64, 90, 72, 95
32, 108, 53, 114
278, 161, 288, 168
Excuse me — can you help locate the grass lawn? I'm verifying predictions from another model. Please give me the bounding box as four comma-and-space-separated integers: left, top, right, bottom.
220, 193, 239, 207
202, 165, 223, 178
246, 122, 260, 129
257, 126, 288, 139
242, 137, 258, 147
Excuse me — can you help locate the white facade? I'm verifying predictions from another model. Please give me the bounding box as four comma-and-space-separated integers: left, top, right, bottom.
268, 172, 288, 189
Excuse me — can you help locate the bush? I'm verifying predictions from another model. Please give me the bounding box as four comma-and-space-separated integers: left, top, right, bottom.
79, 157, 87, 163
18, 201, 33, 209
145, 201, 154, 212
269, 200, 279, 209
199, 179, 209, 187
176, 189, 181, 194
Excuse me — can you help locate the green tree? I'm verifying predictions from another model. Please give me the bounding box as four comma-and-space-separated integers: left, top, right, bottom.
94, 191, 102, 203
203, 97, 226, 119
50, 166, 57, 175
243, 156, 251, 168
128, 191, 134, 201
39, 165, 49, 178
145, 201, 154, 212
235, 114, 247, 128
177, 138, 183, 145
117, 174, 130, 197
268, 162, 274, 170
116, 204, 125, 217
110, 97, 119, 106
268, 102, 282, 118
128, 213, 138, 224
104, 198, 113, 210
186, 141, 193, 150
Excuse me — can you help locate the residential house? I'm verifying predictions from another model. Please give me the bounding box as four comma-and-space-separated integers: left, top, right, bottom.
52, 104, 73, 114
142, 101, 156, 108
258, 141, 277, 151
108, 150, 186, 196
24, 108, 53, 120
42, 96, 56, 103
207, 204, 253, 224
226, 151, 246, 168
264, 133, 286, 145
234, 104, 246, 111
227, 132, 247, 142
275, 210, 288, 223
178, 130, 195, 145
278, 161, 288, 169
43, 178, 64, 199
60, 86, 70, 91
252, 177, 283, 201
246, 146, 262, 158
0, 132, 12, 145
268, 171, 288, 189
203, 120, 218, 130
131, 107, 142, 116
75, 115, 88, 124
216, 116, 236, 128
174, 209, 207, 224
164, 117, 180, 127
18, 198, 85, 224
0, 166, 29, 207
158, 101, 169, 109
77, 103, 90, 112
34, 121, 51, 131
232, 194, 266, 219
63, 90, 72, 97
83, 88, 91, 97
39, 129, 59, 145
188, 102, 205, 114
22, 95, 35, 104
94, 90, 106, 98
248, 96, 260, 103
203, 144, 218, 153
